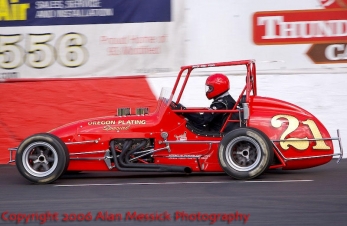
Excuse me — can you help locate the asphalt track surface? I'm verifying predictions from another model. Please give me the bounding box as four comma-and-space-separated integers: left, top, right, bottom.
1, 160, 346, 226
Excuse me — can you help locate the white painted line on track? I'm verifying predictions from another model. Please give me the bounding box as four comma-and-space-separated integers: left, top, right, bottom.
54, 181, 231, 187
54, 180, 313, 187
244, 180, 313, 183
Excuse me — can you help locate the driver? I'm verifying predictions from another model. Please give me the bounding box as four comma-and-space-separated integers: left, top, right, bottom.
178, 73, 237, 132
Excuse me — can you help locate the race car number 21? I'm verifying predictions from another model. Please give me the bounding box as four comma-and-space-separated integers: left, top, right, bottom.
0, 33, 88, 69
271, 115, 330, 150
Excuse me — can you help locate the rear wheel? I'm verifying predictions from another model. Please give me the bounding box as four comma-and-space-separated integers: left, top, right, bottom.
218, 128, 273, 179
16, 133, 69, 184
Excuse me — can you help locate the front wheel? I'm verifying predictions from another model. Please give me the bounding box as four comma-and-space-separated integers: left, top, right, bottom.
16, 133, 69, 184
218, 128, 273, 180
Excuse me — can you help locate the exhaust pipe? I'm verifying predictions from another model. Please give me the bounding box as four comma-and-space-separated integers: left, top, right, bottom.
110, 140, 191, 173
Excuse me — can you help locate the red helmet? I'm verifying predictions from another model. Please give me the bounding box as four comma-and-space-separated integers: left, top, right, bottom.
205, 73, 230, 99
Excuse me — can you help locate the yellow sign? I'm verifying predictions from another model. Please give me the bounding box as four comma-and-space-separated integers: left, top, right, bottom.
0, 0, 30, 21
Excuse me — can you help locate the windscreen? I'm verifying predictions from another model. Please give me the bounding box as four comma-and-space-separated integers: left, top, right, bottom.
153, 87, 173, 116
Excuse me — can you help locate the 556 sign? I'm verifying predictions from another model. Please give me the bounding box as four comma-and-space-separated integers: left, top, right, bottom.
0, 33, 88, 69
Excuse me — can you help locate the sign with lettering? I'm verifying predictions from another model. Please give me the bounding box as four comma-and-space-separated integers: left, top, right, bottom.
0, 0, 170, 26
253, 1, 347, 65
0, 0, 184, 79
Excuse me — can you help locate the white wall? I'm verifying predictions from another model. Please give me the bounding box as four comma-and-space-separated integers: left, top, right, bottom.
150, 1, 344, 158
184, 0, 347, 74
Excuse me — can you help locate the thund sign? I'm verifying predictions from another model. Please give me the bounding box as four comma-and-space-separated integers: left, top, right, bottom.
253, 9, 347, 45
253, 6, 347, 64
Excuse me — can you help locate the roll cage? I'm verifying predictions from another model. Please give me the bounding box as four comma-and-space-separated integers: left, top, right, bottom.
171, 59, 257, 132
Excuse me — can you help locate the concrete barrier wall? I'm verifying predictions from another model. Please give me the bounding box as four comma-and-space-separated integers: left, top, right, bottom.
0, 77, 157, 163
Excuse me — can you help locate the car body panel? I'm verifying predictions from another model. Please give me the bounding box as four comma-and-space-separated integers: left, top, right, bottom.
10, 60, 343, 182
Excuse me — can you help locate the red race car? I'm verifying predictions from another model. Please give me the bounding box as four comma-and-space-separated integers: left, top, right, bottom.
9, 60, 344, 184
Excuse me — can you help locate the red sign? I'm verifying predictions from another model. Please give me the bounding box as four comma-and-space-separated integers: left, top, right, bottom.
253, 9, 347, 45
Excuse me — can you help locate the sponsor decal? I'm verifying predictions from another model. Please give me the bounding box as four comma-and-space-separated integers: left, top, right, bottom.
253, 0, 347, 64
167, 154, 211, 160
88, 120, 116, 126
174, 132, 187, 141
88, 119, 146, 127
168, 154, 202, 159
192, 64, 215, 68
103, 125, 130, 131
118, 120, 146, 125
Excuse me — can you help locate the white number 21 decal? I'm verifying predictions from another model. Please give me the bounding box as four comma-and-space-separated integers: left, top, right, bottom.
271, 115, 330, 150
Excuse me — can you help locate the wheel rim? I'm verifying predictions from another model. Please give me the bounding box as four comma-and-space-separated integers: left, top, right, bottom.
22, 142, 58, 177
225, 136, 262, 172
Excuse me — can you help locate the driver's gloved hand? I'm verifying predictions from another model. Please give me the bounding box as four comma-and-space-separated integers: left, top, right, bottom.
175, 103, 186, 110
171, 102, 185, 110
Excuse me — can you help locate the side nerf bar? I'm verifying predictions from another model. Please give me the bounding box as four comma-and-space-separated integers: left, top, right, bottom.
8, 147, 17, 163
271, 129, 344, 163
8, 130, 344, 164
337, 129, 344, 163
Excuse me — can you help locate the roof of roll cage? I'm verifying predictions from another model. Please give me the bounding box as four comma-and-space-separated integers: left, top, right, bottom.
180, 59, 256, 70
173, 59, 257, 104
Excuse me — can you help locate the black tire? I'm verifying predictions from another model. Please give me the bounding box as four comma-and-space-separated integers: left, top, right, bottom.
15, 133, 69, 184
218, 127, 273, 180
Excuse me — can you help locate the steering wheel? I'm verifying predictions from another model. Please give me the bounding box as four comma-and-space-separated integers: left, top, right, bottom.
170, 101, 186, 110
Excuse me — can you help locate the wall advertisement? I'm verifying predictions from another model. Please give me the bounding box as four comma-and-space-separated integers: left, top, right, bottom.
253, 0, 347, 65
0, 0, 185, 79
